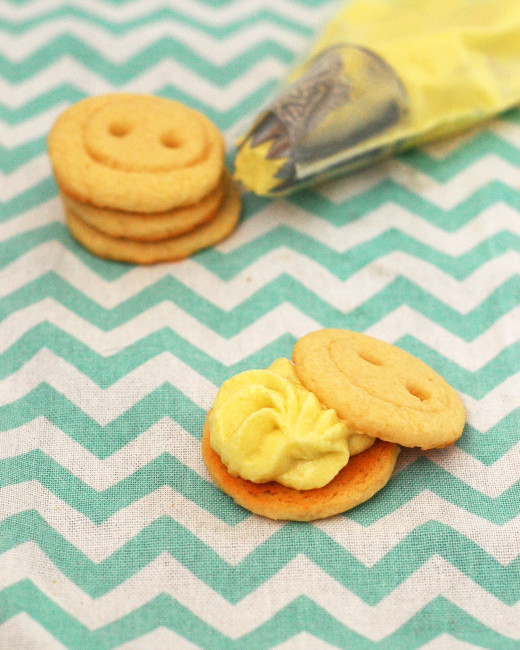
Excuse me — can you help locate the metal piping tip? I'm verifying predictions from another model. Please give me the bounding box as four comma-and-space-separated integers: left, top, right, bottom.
250, 113, 285, 148
274, 160, 295, 181
266, 134, 291, 160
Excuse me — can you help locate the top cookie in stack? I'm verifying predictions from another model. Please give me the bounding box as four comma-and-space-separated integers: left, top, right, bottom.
48, 93, 241, 264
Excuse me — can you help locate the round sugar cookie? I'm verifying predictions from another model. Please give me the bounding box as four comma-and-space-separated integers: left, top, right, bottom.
202, 416, 400, 521
66, 176, 241, 264
61, 178, 225, 242
48, 94, 225, 213
292, 329, 465, 450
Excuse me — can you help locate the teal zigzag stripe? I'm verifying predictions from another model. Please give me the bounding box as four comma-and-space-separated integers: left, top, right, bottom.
397, 122, 520, 181
4, 164, 520, 230
1, 583, 517, 650
0, 38, 296, 83
1, 221, 519, 285
2, 268, 518, 338
0, 86, 90, 124
0, 82, 273, 133
0, 140, 47, 174
2, 384, 517, 463
1, 0, 330, 7
0, 9, 315, 36
1, 323, 518, 399
2, 512, 520, 600
0, 384, 206, 457
2, 453, 519, 525
287, 178, 520, 229
2, 272, 519, 342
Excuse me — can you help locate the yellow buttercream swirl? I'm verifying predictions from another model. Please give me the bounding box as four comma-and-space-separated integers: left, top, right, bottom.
209, 358, 373, 490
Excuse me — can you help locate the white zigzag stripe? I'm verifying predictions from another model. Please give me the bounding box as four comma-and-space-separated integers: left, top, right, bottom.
489, 118, 520, 149
0, 344, 518, 430
408, 116, 520, 161
0, 349, 218, 419
0, 616, 200, 650
316, 489, 520, 566
421, 637, 484, 650
0, 21, 306, 64
116, 629, 200, 650
0, 300, 318, 364
318, 150, 520, 210
2, 478, 519, 565
366, 305, 520, 372
116, 631, 340, 650
0, 113, 244, 158
0, 615, 66, 650
0, 0, 335, 28
219, 197, 520, 253
0, 548, 518, 640
2, 418, 519, 503
0, 58, 285, 111
5, 195, 520, 256
426, 446, 520, 499
0, 483, 284, 565
0, 419, 210, 485
0, 105, 69, 148
2, 299, 519, 374
1, 240, 518, 317
5, 144, 520, 210
264, 635, 340, 650
0, 154, 50, 201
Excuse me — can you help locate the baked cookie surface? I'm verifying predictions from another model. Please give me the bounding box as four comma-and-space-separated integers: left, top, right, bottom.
202, 416, 400, 521
48, 93, 225, 213
292, 329, 465, 449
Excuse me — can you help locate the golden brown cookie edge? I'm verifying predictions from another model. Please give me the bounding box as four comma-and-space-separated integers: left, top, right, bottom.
202, 415, 400, 521
61, 175, 226, 242
292, 329, 466, 450
65, 175, 241, 264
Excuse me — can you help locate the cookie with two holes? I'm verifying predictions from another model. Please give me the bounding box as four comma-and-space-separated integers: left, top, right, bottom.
202, 329, 466, 521
48, 93, 241, 263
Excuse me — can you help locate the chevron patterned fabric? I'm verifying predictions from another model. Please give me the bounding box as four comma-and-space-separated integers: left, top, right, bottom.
1, 0, 520, 648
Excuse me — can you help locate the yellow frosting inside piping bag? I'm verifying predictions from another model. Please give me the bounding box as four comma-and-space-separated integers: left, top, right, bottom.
235, 0, 520, 196
208, 358, 374, 490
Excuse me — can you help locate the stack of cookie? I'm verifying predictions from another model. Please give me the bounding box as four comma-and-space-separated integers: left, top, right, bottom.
48, 94, 241, 264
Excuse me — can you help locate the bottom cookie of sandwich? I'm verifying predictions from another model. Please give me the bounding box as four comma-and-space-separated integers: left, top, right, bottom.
202, 416, 400, 522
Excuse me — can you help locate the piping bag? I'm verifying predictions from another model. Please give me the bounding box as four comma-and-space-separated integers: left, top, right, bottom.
234, 0, 520, 196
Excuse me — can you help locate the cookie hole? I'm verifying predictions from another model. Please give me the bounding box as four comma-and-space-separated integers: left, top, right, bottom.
357, 351, 383, 366
407, 383, 430, 402
161, 132, 181, 149
109, 122, 131, 137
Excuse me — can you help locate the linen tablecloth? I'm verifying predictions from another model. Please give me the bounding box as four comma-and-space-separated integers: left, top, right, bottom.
1, 1, 519, 648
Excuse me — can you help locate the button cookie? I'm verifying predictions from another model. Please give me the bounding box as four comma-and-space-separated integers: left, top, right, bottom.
61, 177, 225, 242
66, 174, 241, 264
48, 93, 225, 213
49, 94, 241, 263
202, 415, 400, 522
202, 329, 464, 521
292, 329, 465, 449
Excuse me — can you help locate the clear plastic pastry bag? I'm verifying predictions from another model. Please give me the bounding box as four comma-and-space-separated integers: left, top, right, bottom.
234, 0, 520, 195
